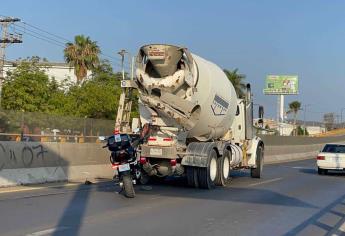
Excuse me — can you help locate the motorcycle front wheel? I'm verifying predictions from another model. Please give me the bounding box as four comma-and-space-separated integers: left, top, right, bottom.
122, 173, 135, 198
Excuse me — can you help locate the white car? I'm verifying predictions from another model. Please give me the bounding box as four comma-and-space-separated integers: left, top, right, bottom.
317, 143, 345, 175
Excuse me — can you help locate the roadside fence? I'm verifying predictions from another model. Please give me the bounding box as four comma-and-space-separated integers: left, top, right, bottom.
0, 109, 115, 143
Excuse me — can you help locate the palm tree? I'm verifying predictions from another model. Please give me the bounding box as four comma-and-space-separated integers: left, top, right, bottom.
223, 69, 246, 98
288, 101, 301, 136
64, 35, 100, 84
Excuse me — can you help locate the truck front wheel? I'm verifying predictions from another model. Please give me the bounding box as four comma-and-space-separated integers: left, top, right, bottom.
251, 145, 264, 178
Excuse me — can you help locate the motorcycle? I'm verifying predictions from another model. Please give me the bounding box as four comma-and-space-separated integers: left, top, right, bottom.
101, 131, 140, 198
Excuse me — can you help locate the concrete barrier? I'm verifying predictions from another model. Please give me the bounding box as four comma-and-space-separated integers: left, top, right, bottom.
1, 135, 345, 187
0, 142, 113, 187
259, 134, 345, 146
264, 144, 323, 164
262, 135, 345, 164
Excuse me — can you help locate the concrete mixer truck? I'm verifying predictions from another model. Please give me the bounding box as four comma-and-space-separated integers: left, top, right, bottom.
125, 44, 264, 189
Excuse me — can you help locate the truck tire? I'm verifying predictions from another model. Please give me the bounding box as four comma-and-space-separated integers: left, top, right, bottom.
122, 174, 135, 198
198, 149, 218, 189
186, 166, 199, 188
251, 145, 263, 179
215, 149, 231, 186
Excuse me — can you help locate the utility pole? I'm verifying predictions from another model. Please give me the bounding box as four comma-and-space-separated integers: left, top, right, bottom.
0, 16, 22, 108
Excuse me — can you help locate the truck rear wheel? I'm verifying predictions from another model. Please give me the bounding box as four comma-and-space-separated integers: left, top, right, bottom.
251, 145, 264, 178
186, 166, 199, 188
215, 149, 231, 186
198, 149, 218, 189
139, 172, 150, 185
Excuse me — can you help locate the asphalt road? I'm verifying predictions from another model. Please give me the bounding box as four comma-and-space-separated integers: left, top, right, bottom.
0, 158, 345, 236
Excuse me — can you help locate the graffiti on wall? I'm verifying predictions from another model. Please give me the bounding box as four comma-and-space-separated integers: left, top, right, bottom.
0, 143, 49, 170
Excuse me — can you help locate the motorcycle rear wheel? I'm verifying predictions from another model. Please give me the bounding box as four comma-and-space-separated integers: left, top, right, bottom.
123, 174, 135, 198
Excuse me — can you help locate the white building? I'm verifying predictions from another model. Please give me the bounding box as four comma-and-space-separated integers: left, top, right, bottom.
3, 61, 92, 83
254, 118, 325, 136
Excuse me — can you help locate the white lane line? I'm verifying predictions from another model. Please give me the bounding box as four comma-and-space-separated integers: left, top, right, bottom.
291, 166, 315, 170
338, 220, 345, 232
331, 221, 345, 236
248, 177, 283, 187
26, 226, 69, 236
0, 183, 80, 194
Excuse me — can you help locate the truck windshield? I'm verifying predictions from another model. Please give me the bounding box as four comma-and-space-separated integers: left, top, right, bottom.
322, 144, 345, 153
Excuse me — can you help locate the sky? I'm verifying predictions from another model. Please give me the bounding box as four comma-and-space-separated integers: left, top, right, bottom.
1, 0, 345, 121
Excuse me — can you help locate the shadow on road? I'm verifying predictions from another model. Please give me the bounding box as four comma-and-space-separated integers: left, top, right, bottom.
50, 171, 320, 235
51, 181, 115, 236
283, 193, 345, 236
52, 184, 91, 236
134, 176, 317, 209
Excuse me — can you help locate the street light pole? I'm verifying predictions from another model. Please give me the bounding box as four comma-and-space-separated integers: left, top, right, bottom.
118, 49, 127, 81
340, 108, 345, 128
303, 104, 311, 136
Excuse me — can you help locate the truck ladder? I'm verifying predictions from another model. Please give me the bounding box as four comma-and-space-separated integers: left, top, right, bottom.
115, 83, 133, 133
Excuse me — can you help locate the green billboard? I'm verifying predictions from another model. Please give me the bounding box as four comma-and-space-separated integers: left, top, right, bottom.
263, 75, 299, 95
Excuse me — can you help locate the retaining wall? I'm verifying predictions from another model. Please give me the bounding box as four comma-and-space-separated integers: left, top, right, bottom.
0, 142, 112, 187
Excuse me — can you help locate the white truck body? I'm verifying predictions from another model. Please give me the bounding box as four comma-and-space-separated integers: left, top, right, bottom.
131, 44, 264, 188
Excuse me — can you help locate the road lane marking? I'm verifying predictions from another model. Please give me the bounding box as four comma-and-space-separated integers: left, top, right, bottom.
292, 166, 315, 170
248, 177, 283, 187
339, 221, 345, 232
26, 226, 69, 236
0, 183, 80, 194
330, 220, 345, 236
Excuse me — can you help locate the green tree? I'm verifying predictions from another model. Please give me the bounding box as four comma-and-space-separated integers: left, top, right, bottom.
2, 57, 62, 112
288, 101, 301, 136
61, 60, 123, 119
1, 57, 139, 133
89, 60, 139, 119
223, 68, 247, 98
64, 35, 100, 84
295, 125, 309, 136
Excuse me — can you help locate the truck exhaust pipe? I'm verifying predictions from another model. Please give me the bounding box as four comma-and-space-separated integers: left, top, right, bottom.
245, 83, 254, 139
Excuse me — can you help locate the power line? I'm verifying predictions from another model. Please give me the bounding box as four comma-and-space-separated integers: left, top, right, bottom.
22, 21, 71, 43
13, 26, 128, 69
12, 23, 66, 47
17, 21, 125, 64
11, 27, 65, 48
1, 14, 131, 71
